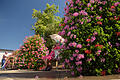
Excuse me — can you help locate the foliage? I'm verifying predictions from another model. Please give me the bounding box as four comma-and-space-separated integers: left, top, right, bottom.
15, 35, 49, 70
59, 0, 120, 76
32, 3, 62, 51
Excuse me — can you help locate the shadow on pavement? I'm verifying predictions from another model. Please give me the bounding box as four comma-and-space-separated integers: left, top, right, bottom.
0, 70, 71, 78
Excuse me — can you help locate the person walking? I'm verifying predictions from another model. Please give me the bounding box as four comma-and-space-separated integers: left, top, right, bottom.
1, 51, 8, 70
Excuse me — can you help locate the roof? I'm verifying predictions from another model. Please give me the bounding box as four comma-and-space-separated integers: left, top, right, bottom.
0, 49, 14, 52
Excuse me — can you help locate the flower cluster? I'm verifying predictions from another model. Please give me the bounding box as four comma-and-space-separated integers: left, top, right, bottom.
15, 35, 49, 70
59, 0, 120, 76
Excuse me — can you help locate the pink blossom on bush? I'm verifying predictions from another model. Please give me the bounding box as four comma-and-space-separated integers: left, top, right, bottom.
36, 41, 39, 43
74, 35, 76, 38
77, 44, 82, 48
93, 32, 98, 36
71, 71, 74, 75
65, 59, 69, 63
70, 57, 74, 60
81, 21, 83, 24
69, 42, 73, 47
75, 61, 82, 65
97, 50, 101, 53
114, 2, 120, 6
72, 42, 77, 47
101, 58, 105, 62
96, 16, 101, 19
78, 54, 84, 59
87, 58, 92, 62
90, 0, 95, 3
73, 12, 79, 16
116, 43, 120, 47
77, 67, 82, 72
91, 7, 94, 10
102, 1, 107, 5
80, 10, 88, 16
67, 31, 71, 36
87, 43, 90, 46
91, 36, 96, 42
87, 3, 91, 7
75, 50, 79, 53
73, 54, 77, 57
70, 34, 74, 38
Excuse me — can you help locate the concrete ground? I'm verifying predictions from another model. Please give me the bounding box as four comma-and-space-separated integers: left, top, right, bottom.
0, 70, 120, 80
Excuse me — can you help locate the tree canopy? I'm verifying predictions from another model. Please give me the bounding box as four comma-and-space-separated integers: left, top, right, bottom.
32, 3, 61, 50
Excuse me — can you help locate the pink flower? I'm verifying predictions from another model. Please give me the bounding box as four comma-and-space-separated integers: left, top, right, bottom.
77, 67, 82, 72
70, 57, 73, 60
116, 43, 120, 47
65, 39, 68, 42
65, 59, 69, 63
76, 58, 79, 61
73, 54, 77, 57
72, 42, 77, 47
71, 71, 74, 75
87, 43, 90, 46
90, 0, 94, 3
96, 16, 101, 19
70, 66, 74, 69
75, 61, 82, 65
25, 44, 28, 47
87, 3, 91, 7
91, 36, 96, 42
73, 12, 79, 16
77, 44, 82, 48
99, 7, 102, 11
97, 50, 101, 53
91, 7, 94, 10
64, 16, 69, 23
87, 58, 92, 62
81, 21, 83, 24
74, 35, 76, 38
67, 31, 71, 36
78, 54, 84, 59
101, 58, 105, 62
114, 2, 120, 6
70, 34, 74, 39
61, 30, 65, 35
36, 41, 39, 43
102, 1, 107, 5
75, 50, 79, 53
80, 10, 88, 15
93, 32, 98, 36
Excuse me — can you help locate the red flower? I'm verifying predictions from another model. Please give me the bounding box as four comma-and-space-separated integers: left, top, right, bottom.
85, 50, 91, 54
97, 21, 102, 25
116, 32, 120, 36
62, 24, 65, 26
101, 70, 106, 76
117, 17, 119, 20
88, 36, 90, 38
111, 6, 115, 9
95, 43, 103, 49
86, 39, 91, 42
99, 45, 103, 49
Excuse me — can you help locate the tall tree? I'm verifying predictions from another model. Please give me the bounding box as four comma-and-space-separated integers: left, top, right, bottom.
32, 3, 61, 50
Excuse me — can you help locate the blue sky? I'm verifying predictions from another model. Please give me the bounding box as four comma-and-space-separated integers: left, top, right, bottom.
0, 0, 65, 50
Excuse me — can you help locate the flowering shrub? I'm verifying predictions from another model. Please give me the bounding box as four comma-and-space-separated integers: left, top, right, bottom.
59, 0, 120, 76
15, 35, 49, 70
